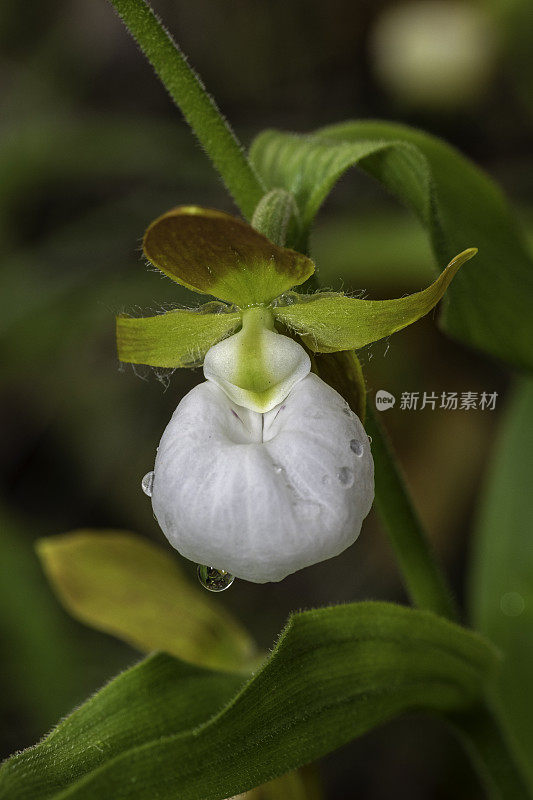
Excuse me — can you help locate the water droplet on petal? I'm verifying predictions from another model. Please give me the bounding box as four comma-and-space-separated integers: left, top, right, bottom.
321, 474, 332, 486
273, 464, 284, 474
336, 467, 354, 487
350, 439, 364, 457
197, 564, 235, 592
368, 435, 373, 444
141, 471, 155, 497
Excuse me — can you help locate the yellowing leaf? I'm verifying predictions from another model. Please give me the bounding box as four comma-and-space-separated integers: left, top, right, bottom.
274, 249, 477, 352
143, 206, 315, 306
37, 531, 256, 672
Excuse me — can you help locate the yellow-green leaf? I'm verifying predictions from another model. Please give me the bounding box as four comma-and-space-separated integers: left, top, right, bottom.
274, 249, 476, 352
116, 305, 241, 367
37, 531, 256, 672
143, 205, 315, 306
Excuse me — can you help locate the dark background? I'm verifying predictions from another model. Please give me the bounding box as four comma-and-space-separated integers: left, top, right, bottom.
1, 0, 532, 797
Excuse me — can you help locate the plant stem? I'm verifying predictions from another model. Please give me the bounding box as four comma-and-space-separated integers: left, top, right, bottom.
365, 405, 458, 621
107, 0, 265, 219
450, 701, 531, 799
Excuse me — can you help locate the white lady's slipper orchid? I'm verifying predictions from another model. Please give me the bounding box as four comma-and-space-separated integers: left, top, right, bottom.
118, 206, 475, 585
151, 370, 374, 583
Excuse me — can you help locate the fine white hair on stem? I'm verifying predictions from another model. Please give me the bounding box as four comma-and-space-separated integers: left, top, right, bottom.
151, 373, 374, 583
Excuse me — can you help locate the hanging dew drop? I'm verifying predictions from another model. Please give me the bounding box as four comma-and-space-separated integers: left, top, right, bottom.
197, 564, 235, 592
141, 471, 155, 497
349, 439, 364, 457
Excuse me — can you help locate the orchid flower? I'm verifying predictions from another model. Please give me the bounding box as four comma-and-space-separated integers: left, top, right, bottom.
117, 206, 476, 586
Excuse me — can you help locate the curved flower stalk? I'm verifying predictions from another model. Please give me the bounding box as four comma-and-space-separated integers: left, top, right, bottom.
117, 205, 476, 585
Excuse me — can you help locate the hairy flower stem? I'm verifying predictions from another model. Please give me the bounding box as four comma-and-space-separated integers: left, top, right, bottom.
107, 0, 265, 219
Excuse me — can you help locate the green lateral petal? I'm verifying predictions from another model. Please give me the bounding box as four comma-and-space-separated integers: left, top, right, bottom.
143, 206, 315, 306
116, 305, 241, 367
274, 249, 476, 352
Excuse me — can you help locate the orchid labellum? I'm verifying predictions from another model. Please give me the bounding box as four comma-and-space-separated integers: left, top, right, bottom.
117, 206, 476, 586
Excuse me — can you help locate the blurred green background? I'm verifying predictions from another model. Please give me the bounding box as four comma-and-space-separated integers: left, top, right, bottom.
1, 0, 532, 797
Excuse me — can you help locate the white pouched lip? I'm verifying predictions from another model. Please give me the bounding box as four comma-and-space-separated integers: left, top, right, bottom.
151, 373, 374, 583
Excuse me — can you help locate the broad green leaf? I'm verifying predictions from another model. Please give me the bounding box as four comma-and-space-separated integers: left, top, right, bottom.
143, 206, 315, 307
116, 305, 241, 367
274, 249, 476, 352
37, 531, 256, 672
250, 123, 533, 371
0, 602, 498, 800
0, 652, 245, 800
469, 378, 533, 786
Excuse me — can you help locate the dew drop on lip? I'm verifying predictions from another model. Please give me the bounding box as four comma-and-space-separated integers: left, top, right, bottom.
197, 565, 235, 592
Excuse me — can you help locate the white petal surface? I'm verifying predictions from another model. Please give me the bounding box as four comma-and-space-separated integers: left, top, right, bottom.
151, 373, 374, 583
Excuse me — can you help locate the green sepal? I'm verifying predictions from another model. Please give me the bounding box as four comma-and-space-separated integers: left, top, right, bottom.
116, 304, 241, 367
274, 249, 477, 352
143, 205, 315, 307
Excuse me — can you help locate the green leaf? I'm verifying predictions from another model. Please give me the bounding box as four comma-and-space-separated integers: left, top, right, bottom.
37, 531, 256, 673
143, 205, 315, 306
0, 652, 245, 800
107, 0, 264, 219
469, 378, 533, 787
116, 305, 241, 367
274, 249, 476, 352
250, 123, 533, 371
0, 602, 499, 800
